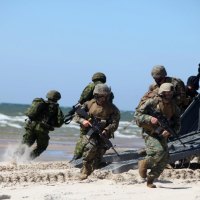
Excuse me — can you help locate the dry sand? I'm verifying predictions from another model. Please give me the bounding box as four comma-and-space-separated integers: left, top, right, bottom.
0, 161, 200, 200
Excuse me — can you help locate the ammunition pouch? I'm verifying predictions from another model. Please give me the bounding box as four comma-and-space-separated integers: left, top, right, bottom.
24, 118, 38, 131
40, 122, 54, 131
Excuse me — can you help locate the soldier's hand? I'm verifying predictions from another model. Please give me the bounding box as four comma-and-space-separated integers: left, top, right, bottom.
102, 129, 108, 138
162, 130, 171, 138
82, 120, 92, 127
150, 117, 158, 124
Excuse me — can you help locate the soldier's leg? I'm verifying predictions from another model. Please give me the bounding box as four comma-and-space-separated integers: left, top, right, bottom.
22, 126, 36, 147
149, 151, 169, 178
73, 134, 85, 160
143, 136, 168, 188
30, 130, 50, 159
146, 151, 169, 189
14, 125, 36, 158
80, 137, 98, 180
138, 135, 153, 179
146, 137, 169, 178
92, 147, 106, 170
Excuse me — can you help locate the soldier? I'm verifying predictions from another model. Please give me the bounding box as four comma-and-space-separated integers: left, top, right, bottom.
136, 65, 186, 113
73, 83, 120, 180
184, 64, 200, 108
134, 83, 181, 188
79, 72, 114, 104
183, 65, 200, 164
72, 72, 114, 160
150, 65, 186, 111
20, 90, 64, 159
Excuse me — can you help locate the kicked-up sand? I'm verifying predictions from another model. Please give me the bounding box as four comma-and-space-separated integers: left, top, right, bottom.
0, 133, 200, 200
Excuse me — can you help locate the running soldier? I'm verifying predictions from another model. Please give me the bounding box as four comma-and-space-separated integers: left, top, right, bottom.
73, 83, 120, 180
184, 64, 200, 108
20, 90, 64, 159
134, 83, 181, 188
72, 72, 114, 160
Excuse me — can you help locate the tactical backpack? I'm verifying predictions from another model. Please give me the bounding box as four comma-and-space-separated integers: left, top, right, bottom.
25, 98, 47, 120
136, 89, 158, 110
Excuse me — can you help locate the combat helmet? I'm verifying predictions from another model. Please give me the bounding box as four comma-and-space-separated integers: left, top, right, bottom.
93, 83, 111, 96
151, 65, 167, 79
92, 72, 106, 83
158, 83, 174, 95
46, 90, 61, 101
187, 76, 199, 90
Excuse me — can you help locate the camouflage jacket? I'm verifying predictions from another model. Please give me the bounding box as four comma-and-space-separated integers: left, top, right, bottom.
73, 99, 120, 138
134, 97, 181, 136
46, 102, 64, 128
79, 81, 114, 104
25, 98, 64, 128
151, 77, 186, 107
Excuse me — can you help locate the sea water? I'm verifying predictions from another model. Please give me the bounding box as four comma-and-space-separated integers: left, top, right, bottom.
0, 104, 144, 162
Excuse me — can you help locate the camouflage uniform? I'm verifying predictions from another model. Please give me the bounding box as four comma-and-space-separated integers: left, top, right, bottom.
22, 91, 64, 159
134, 94, 180, 183
79, 72, 107, 104
149, 77, 187, 110
73, 72, 114, 159
73, 86, 120, 179
137, 65, 187, 113
79, 82, 114, 104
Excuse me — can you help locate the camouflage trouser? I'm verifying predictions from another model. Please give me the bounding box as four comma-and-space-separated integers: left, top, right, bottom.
22, 121, 50, 159
82, 135, 106, 173
144, 135, 169, 179
73, 132, 86, 159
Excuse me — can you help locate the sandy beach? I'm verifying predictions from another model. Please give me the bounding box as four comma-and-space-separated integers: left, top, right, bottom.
0, 128, 199, 200
0, 160, 200, 200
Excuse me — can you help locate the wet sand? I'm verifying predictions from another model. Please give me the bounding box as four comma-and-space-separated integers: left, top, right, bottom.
0, 133, 145, 162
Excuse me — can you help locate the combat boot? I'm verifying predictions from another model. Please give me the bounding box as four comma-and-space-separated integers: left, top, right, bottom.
79, 172, 88, 180
79, 164, 92, 180
138, 159, 148, 178
147, 176, 156, 188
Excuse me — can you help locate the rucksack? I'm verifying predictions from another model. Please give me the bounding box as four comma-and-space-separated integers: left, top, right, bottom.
136, 88, 158, 110
25, 98, 47, 120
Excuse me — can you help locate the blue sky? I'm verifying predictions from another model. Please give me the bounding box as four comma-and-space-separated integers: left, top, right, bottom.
0, 0, 200, 111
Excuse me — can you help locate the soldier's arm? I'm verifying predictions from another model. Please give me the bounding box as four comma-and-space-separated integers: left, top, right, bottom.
79, 83, 95, 104
72, 103, 88, 125
104, 105, 120, 138
55, 108, 65, 127
134, 99, 154, 126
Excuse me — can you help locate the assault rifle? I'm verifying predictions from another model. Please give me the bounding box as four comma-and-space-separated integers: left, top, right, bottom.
148, 107, 186, 147
64, 103, 81, 124
75, 107, 120, 156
